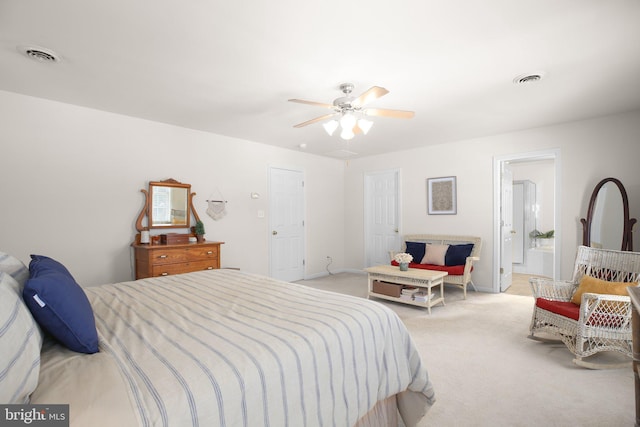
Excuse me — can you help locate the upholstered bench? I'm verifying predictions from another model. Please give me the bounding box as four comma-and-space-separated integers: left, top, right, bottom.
390, 234, 482, 299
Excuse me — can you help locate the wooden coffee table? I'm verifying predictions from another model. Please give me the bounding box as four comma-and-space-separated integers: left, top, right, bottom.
364, 265, 447, 313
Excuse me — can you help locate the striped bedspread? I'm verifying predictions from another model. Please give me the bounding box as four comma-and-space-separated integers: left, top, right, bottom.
32, 270, 434, 426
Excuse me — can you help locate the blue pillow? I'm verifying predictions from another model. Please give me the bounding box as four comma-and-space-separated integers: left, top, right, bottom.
445, 244, 474, 266
29, 254, 73, 276
404, 242, 426, 264
23, 256, 99, 354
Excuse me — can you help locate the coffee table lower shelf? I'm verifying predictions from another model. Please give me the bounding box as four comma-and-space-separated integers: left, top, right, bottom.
368, 291, 445, 311
364, 265, 448, 314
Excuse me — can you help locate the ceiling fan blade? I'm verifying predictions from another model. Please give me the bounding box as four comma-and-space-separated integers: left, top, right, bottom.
293, 113, 336, 128
364, 108, 415, 119
288, 99, 334, 109
351, 86, 389, 108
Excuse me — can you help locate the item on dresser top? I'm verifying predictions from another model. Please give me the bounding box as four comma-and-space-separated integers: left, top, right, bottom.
194, 220, 206, 242
164, 233, 191, 245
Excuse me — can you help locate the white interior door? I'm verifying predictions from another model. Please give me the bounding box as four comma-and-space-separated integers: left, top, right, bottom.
500, 163, 514, 291
365, 170, 400, 267
269, 167, 304, 282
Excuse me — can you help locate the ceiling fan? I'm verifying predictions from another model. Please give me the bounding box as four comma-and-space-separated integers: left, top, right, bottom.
288, 83, 415, 140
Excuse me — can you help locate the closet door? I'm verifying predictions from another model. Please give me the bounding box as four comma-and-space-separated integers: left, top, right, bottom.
269, 167, 305, 282
364, 169, 400, 267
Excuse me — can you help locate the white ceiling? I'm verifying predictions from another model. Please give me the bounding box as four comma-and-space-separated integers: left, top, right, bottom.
1, 1, 639, 159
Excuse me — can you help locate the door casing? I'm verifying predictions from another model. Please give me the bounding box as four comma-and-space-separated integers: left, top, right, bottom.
493, 149, 561, 293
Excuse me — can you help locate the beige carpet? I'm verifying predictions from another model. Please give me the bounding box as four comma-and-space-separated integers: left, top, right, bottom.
505, 273, 553, 297
297, 272, 634, 427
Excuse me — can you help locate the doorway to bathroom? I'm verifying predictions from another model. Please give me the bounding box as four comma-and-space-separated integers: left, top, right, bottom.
493, 149, 561, 294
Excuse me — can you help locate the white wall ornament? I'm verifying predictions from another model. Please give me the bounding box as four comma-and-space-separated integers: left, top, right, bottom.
206, 200, 227, 220
206, 188, 228, 221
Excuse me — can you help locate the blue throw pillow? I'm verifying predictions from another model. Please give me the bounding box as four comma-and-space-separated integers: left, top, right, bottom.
23, 255, 99, 354
29, 254, 73, 276
405, 242, 426, 264
445, 244, 474, 266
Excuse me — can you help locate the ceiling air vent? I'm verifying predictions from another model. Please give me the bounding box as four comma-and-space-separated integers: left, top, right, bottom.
18, 45, 60, 63
513, 73, 544, 85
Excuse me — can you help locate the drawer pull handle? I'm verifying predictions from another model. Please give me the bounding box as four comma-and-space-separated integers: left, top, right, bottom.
207, 251, 213, 254
159, 255, 168, 259
161, 272, 168, 276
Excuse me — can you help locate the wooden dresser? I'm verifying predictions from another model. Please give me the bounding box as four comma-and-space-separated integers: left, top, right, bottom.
133, 241, 224, 279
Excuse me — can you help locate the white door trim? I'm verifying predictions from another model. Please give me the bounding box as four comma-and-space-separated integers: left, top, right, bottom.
492, 149, 562, 293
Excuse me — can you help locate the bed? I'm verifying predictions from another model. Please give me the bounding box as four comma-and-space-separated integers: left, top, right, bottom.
1, 252, 435, 426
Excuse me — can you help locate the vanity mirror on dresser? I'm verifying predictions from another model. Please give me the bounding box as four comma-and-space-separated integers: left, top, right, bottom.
133, 178, 224, 279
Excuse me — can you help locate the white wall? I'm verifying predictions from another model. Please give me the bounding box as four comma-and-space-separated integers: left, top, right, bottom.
0, 90, 345, 286
344, 110, 640, 291
3, 89, 639, 291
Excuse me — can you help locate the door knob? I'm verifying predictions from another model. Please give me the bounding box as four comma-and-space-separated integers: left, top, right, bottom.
272, 231, 278, 235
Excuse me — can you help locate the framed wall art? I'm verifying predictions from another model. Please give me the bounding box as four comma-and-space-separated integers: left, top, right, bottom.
427, 176, 457, 215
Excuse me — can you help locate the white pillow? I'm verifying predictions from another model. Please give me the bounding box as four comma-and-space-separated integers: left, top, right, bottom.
0, 272, 43, 403
0, 251, 29, 287
421, 244, 449, 266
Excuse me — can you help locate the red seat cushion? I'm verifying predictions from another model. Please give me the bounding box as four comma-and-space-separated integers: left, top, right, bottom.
391, 261, 466, 276
535, 298, 580, 321
536, 297, 626, 327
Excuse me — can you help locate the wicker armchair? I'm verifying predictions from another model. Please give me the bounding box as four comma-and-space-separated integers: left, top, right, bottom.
529, 245, 640, 369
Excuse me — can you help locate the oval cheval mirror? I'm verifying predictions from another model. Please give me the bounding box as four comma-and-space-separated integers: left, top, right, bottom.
581, 177, 637, 251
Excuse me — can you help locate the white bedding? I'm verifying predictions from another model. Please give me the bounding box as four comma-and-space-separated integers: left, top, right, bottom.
30, 269, 434, 426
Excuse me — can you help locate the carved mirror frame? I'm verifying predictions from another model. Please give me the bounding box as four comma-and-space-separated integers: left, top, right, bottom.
135, 178, 201, 232
580, 177, 636, 251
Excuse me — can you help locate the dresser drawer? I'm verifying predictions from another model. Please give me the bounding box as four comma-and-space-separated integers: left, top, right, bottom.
133, 241, 223, 279
151, 260, 218, 277
185, 246, 219, 261
148, 248, 188, 265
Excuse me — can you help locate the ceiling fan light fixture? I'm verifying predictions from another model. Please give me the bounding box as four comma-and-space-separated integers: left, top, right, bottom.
357, 118, 373, 135
340, 128, 355, 140
339, 112, 357, 131
323, 120, 339, 136
289, 83, 414, 140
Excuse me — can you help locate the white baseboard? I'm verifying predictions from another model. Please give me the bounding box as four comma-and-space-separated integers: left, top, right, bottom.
303, 268, 366, 280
